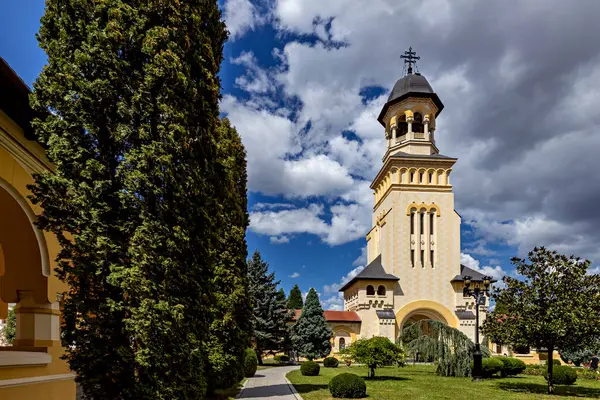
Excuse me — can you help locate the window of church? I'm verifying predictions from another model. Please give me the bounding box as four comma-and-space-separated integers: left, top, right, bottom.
431, 250, 434, 268
366, 285, 375, 296
339, 338, 346, 350
420, 212, 424, 234
410, 171, 415, 183
419, 171, 424, 183
413, 112, 424, 133
429, 171, 433, 184
421, 250, 424, 268
410, 211, 415, 234
430, 212, 435, 234
411, 250, 415, 268
377, 285, 386, 296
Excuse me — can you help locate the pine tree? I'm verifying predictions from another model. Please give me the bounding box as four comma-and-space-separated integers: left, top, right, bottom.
205, 118, 252, 392
2, 307, 16, 344
292, 288, 332, 360
30, 1, 231, 398
288, 284, 304, 310
248, 251, 291, 364
277, 288, 287, 303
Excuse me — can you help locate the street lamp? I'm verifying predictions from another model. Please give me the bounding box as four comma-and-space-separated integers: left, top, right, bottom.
463, 275, 492, 381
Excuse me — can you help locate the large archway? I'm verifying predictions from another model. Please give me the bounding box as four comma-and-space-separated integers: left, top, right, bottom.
395, 300, 458, 339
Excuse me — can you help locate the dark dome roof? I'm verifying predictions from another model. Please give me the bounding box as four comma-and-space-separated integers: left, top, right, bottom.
377, 72, 444, 126
387, 73, 434, 103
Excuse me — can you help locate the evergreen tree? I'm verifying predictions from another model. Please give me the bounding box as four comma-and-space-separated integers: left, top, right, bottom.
2, 307, 16, 344
288, 284, 304, 310
292, 288, 332, 360
277, 288, 287, 303
482, 247, 600, 394
248, 251, 291, 364
205, 119, 252, 392
30, 1, 232, 398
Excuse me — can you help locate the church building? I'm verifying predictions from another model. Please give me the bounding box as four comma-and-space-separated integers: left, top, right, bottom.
327, 49, 491, 354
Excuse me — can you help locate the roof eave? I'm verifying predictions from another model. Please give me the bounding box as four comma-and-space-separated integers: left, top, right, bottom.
377, 92, 445, 126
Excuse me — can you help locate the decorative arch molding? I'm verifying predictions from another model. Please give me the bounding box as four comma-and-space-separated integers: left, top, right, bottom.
406, 202, 440, 216
0, 176, 50, 278
395, 300, 459, 330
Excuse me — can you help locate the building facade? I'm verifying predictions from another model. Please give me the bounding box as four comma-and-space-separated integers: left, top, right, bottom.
0, 58, 75, 399
327, 62, 492, 353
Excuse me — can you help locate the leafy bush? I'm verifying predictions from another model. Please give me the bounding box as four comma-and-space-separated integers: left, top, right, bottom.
523, 364, 542, 376
543, 365, 577, 385
244, 349, 258, 378
342, 336, 405, 378
324, 357, 339, 368
496, 357, 526, 377
546, 359, 561, 366
577, 369, 600, 380
472, 357, 503, 378
301, 360, 320, 376
328, 373, 367, 398
274, 354, 290, 364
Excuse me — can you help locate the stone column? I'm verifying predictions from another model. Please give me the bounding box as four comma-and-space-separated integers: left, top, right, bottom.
13, 294, 61, 348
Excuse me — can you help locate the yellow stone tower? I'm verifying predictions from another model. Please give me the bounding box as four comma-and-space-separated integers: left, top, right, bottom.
340, 48, 488, 344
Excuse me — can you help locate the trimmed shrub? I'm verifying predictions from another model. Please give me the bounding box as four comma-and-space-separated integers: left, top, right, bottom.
497, 357, 526, 377
301, 360, 320, 376
479, 357, 503, 378
543, 365, 577, 385
324, 357, 340, 368
244, 348, 258, 378
329, 373, 367, 398
274, 354, 290, 364
523, 364, 542, 376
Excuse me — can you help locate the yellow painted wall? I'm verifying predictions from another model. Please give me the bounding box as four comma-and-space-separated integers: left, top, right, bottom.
0, 377, 75, 400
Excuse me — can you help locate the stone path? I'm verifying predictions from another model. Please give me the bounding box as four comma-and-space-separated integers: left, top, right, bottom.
237, 365, 302, 399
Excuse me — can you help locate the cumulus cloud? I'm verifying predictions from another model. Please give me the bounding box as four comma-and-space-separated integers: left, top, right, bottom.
270, 235, 290, 244
289, 272, 300, 278
223, 0, 265, 39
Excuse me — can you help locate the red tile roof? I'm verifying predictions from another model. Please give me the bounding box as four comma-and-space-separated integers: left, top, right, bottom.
292, 309, 361, 323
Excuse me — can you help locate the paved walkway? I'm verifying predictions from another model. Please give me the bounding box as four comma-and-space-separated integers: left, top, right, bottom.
237, 365, 302, 399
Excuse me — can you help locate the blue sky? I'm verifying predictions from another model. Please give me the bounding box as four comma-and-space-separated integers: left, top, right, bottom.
3, 1, 600, 310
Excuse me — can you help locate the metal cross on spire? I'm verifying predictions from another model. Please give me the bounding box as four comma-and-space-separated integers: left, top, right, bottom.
401, 47, 420, 74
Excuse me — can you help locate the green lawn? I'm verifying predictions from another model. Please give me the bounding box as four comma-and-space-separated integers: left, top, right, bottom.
286, 365, 600, 400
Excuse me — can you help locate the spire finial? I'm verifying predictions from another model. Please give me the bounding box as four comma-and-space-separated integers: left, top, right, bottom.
401, 46, 420, 75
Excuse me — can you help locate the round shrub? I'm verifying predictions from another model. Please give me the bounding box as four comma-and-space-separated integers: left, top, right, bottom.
301, 360, 320, 376
274, 354, 290, 364
481, 357, 504, 378
543, 365, 577, 385
329, 373, 367, 398
244, 348, 258, 378
498, 357, 527, 377
324, 357, 340, 368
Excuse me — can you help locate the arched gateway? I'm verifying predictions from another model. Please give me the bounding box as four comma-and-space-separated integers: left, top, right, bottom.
335, 49, 490, 345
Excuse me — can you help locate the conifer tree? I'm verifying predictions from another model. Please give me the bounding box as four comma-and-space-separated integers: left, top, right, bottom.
2, 307, 16, 344
30, 1, 235, 398
288, 284, 304, 310
292, 288, 332, 360
205, 118, 252, 392
248, 251, 291, 364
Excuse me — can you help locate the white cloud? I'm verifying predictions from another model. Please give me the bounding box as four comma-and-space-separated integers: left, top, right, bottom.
231, 51, 273, 93
270, 235, 290, 244
223, 0, 265, 39
323, 265, 365, 294
321, 293, 344, 311
352, 246, 367, 267
461, 253, 507, 289
289, 272, 300, 278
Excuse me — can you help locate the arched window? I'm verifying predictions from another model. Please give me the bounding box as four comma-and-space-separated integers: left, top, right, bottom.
413, 112, 424, 133
420, 211, 425, 234
410, 209, 416, 234
339, 338, 346, 350
397, 115, 408, 138
410, 171, 415, 183
377, 285, 386, 296
430, 211, 435, 234
366, 285, 375, 296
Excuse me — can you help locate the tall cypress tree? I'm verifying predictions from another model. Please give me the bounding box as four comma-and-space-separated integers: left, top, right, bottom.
288, 284, 304, 309
292, 288, 332, 360
30, 1, 231, 398
248, 251, 291, 364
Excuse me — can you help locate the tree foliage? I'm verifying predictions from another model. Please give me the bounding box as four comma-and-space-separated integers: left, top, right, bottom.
401, 319, 489, 377
247, 251, 291, 364
342, 336, 405, 378
30, 1, 245, 398
2, 307, 16, 344
288, 284, 304, 310
482, 247, 600, 394
292, 288, 332, 360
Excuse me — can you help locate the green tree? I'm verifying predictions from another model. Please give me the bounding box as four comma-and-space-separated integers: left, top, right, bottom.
482, 247, 600, 394
30, 1, 232, 398
288, 284, 304, 309
292, 288, 332, 360
342, 336, 405, 378
205, 119, 252, 393
2, 307, 16, 344
248, 251, 291, 364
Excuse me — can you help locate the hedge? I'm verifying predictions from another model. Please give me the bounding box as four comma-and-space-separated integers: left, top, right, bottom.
329, 373, 366, 398
301, 360, 320, 376
244, 348, 258, 378
543, 365, 577, 385
324, 357, 340, 368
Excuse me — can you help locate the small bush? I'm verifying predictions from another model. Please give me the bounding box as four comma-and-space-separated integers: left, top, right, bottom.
244, 348, 258, 378
324, 357, 339, 368
329, 373, 367, 398
301, 360, 320, 376
474, 357, 503, 378
497, 357, 526, 377
577, 369, 600, 380
546, 359, 561, 366
523, 364, 542, 376
543, 365, 577, 385
274, 354, 290, 364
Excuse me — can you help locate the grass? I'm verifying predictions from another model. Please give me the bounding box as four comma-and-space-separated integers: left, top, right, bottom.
286, 364, 600, 399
